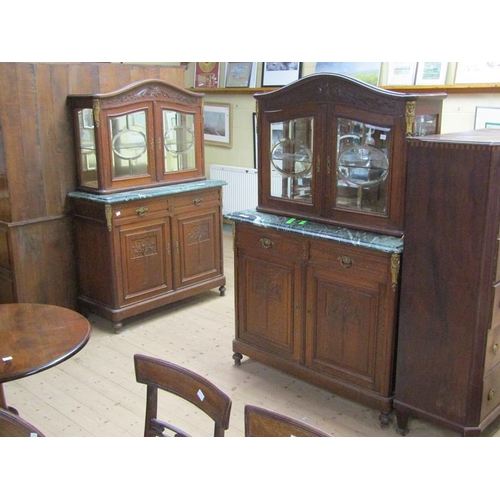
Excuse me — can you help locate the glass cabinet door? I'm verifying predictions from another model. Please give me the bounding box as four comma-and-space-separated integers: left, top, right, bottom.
268, 116, 314, 205
109, 109, 150, 180
335, 118, 391, 215
75, 108, 98, 189
162, 109, 197, 174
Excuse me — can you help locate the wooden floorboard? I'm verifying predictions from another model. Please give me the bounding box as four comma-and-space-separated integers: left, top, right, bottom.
4, 226, 500, 438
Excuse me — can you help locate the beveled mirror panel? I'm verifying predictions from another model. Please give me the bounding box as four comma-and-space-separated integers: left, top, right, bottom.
162, 110, 196, 173
109, 110, 149, 178
335, 118, 391, 215
269, 117, 314, 204
77, 108, 98, 187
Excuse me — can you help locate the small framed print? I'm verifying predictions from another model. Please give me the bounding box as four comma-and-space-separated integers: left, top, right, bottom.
194, 62, 220, 88
386, 62, 417, 85
262, 62, 301, 87
204, 103, 232, 147
474, 106, 500, 129
225, 62, 257, 88
415, 62, 447, 85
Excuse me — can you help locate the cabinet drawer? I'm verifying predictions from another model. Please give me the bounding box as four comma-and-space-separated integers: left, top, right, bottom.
236, 224, 304, 261
481, 362, 500, 420
112, 198, 169, 221
485, 325, 500, 374
309, 239, 391, 282
173, 189, 220, 211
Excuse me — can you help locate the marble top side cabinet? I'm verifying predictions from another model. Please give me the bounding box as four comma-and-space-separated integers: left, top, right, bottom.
228, 74, 446, 424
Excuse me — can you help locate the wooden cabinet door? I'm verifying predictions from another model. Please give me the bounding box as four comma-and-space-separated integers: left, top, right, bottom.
235, 225, 305, 363
172, 207, 222, 289
305, 240, 398, 397
115, 217, 173, 306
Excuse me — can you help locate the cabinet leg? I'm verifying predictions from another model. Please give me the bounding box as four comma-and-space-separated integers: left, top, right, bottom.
233, 352, 242, 366
219, 285, 226, 297
395, 411, 410, 436
379, 412, 391, 427
112, 321, 123, 334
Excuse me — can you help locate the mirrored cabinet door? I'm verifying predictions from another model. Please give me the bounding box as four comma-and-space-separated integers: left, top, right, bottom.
75, 108, 98, 189
109, 109, 150, 180
161, 109, 197, 174
335, 118, 391, 215
269, 116, 315, 206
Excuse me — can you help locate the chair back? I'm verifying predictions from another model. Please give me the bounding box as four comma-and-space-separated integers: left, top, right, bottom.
244, 405, 330, 437
0, 408, 45, 437
134, 354, 232, 437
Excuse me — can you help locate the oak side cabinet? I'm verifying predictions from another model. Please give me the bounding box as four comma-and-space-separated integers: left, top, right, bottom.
67, 80, 226, 332
394, 129, 500, 436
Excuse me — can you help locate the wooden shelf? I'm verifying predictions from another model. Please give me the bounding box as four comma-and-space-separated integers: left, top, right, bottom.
192, 83, 500, 95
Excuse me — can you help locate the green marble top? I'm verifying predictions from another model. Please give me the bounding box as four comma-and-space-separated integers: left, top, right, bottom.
225, 209, 403, 254
67, 180, 226, 204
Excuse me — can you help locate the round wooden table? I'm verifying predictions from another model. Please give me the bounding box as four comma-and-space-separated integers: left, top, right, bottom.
0, 303, 91, 412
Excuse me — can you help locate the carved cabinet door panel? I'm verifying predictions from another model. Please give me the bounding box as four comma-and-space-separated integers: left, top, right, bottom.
305, 264, 382, 391
236, 252, 303, 363
115, 217, 173, 306
172, 207, 221, 289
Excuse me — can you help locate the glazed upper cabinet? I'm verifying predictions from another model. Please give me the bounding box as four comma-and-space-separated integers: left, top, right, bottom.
68, 80, 205, 194
255, 74, 445, 236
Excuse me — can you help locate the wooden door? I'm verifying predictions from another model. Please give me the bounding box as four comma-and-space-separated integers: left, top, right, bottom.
115, 216, 173, 306
172, 207, 222, 289
234, 225, 305, 363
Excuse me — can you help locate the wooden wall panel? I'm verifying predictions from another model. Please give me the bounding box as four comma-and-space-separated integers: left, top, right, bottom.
0, 62, 186, 308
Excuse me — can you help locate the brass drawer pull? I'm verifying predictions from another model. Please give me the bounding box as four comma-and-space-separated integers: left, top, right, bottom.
337, 255, 353, 268
488, 389, 496, 402
493, 342, 499, 355
194, 198, 203, 206
136, 206, 148, 216
259, 237, 274, 249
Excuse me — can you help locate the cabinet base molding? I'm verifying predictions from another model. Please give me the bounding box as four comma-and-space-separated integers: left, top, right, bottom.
233, 340, 394, 418
79, 278, 226, 333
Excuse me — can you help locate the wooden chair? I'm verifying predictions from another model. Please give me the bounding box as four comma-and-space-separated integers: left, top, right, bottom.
0, 408, 45, 437
244, 404, 330, 437
134, 354, 232, 437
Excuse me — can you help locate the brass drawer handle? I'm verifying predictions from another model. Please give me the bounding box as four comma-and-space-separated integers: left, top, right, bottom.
337, 255, 354, 268
259, 237, 274, 249
194, 197, 203, 206
136, 206, 148, 216
493, 342, 499, 355
488, 389, 496, 402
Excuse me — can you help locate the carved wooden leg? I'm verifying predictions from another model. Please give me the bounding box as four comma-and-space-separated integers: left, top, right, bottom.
233, 352, 242, 366
396, 411, 410, 436
219, 285, 226, 297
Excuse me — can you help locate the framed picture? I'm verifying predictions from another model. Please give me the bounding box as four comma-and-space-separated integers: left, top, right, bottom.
204, 103, 232, 147
386, 62, 417, 85
474, 106, 500, 129
415, 62, 447, 85
194, 62, 220, 88
455, 62, 500, 84
225, 62, 257, 88
262, 62, 301, 87
315, 62, 381, 85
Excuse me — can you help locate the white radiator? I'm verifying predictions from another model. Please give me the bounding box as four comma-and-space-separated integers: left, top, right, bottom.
210, 165, 258, 215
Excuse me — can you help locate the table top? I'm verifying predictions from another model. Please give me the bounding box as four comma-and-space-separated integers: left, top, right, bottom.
0, 303, 91, 384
